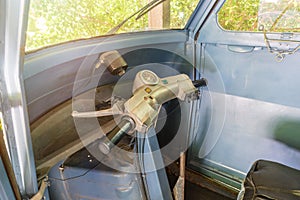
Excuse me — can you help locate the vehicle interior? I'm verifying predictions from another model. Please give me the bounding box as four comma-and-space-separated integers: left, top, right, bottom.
1, 0, 300, 199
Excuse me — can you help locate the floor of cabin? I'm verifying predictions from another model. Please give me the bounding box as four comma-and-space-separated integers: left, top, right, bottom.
185, 181, 233, 200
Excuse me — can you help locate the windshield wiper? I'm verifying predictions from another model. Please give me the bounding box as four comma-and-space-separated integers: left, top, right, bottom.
106, 0, 166, 35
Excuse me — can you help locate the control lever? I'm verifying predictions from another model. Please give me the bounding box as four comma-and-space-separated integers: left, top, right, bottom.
96, 71, 207, 154
72, 70, 207, 200
123, 70, 202, 133
72, 70, 207, 154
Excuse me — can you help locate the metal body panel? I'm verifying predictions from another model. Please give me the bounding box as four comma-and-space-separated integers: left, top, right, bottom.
198, 11, 300, 49
24, 31, 189, 79
189, 2, 300, 188
0, 0, 38, 196
187, 0, 218, 37
193, 92, 300, 173
25, 43, 193, 123
48, 147, 145, 200
0, 157, 15, 200
203, 44, 300, 108
137, 129, 173, 200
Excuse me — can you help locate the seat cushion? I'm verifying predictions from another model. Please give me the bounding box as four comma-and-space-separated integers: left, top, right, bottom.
241, 160, 300, 200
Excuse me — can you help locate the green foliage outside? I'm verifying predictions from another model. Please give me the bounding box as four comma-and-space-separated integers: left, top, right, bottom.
26, 0, 299, 52
26, 0, 198, 51
218, 0, 260, 31
218, 0, 300, 32
256, 0, 300, 32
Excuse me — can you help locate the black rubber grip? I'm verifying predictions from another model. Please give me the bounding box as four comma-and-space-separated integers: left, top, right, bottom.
193, 78, 208, 88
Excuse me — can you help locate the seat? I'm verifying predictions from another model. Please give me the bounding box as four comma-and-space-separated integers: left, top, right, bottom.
238, 160, 300, 200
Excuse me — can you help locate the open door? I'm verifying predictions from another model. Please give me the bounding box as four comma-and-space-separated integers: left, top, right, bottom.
188, 0, 300, 190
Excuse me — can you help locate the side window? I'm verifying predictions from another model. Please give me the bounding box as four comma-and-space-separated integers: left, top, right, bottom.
26, 0, 199, 52
218, 0, 300, 32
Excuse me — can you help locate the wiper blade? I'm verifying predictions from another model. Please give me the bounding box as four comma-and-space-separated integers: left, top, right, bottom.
106, 0, 166, 35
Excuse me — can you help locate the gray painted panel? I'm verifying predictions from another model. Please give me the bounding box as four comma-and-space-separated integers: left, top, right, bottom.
194, 92, 300, 176
24, 41, 191, 123
24, 31, 188, 79
204, 44, 300, 108
190, 42, 300, 184
0, 158, 15, 200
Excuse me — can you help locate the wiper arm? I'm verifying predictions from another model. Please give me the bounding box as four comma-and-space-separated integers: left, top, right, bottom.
106, 0, 166, 35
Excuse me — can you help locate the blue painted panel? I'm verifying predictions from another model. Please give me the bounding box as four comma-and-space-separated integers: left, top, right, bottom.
189, 41, 300, 187
48, 147, 144, 200
0, 157, 15, 200
204, 44, 300, 108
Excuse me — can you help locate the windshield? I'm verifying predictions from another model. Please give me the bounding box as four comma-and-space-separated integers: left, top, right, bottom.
26, 0, 199, 52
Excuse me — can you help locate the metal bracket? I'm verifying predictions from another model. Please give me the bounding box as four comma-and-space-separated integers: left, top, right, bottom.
264, 31, 300, 62
136, 128, 173, 200
30, 177, 49, 200
262, 1, 300, 62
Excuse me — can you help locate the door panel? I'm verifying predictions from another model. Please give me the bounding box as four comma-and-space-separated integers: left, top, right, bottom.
189, 2, 300, 189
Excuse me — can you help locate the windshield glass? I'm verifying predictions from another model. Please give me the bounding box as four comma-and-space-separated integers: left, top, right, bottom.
26, 0, 199, 52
